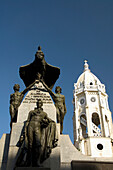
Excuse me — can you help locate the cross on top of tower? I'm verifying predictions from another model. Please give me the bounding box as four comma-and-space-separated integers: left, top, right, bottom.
84, 60, 89, 71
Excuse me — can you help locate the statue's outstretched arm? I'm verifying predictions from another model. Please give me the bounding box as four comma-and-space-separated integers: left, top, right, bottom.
22, 80, 39, 95
40, 79, 56, 99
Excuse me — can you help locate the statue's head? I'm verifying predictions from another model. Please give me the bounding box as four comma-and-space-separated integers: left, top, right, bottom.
55, 86, 62, 93
36, 99, 43, 108
13, 84, 20, 92
35, 46, 44, 61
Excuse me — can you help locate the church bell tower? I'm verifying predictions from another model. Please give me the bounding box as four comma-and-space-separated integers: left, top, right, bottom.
73, 60, 113, 157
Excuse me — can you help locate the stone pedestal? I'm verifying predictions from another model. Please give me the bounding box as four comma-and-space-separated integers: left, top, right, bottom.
15, 168, 50, 170
0, 134, 10, 170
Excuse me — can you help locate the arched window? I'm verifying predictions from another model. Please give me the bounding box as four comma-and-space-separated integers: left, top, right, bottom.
92, 113, 101, 136
92, 113, 100, 126
90, 82, 93, 85
80, 114, 87, 138
105, 115, 110, 137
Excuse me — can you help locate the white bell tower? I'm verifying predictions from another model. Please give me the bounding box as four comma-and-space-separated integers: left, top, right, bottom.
73, 60, 113, 157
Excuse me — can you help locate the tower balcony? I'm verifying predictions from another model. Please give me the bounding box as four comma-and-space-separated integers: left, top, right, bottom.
75, 84, 105, 94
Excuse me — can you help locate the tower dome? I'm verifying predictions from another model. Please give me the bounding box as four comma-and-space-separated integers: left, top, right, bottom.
75, 60, 105, 93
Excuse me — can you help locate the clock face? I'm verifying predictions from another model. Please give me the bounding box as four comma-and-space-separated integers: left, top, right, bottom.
80, 98, 85, 105
91, 97, 96, 102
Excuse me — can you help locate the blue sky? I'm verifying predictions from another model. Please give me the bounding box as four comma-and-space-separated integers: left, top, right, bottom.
0, 0, 113, 143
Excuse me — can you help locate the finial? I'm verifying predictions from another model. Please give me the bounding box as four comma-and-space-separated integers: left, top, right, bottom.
84, 60, 89, 71
38, 46, 41, 51
35, 46, 44, 57
84, 60, 87, 64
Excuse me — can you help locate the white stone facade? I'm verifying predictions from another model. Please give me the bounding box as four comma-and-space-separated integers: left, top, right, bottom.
73, 60, 113, 157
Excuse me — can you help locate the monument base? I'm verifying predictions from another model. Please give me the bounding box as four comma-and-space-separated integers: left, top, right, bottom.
15, 167, 50, 170
71, 160, 113, 170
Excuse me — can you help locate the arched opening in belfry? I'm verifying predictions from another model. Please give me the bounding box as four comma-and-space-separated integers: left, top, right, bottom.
80, 114, 87, 138
92, 112, 101, 137
105, 115, 110, 137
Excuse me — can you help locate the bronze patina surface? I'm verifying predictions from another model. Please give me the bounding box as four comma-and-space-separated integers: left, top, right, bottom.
16, 99, 58, 167
41, 80, 67, 134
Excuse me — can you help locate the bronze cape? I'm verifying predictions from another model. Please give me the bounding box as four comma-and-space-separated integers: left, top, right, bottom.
19, 58, 60, 89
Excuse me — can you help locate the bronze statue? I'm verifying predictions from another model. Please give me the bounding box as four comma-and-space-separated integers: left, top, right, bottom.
10, 81, 37, 129
19, 46, 60, 89
41, 80, 67, 134
16, 99, 58, 167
